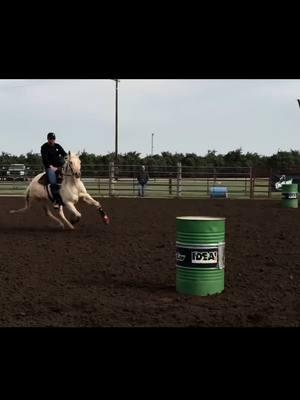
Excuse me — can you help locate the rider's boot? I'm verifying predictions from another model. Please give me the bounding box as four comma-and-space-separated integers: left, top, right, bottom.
50, 184, 61, 209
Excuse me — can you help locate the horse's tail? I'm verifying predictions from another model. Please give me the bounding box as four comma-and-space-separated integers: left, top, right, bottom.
9, 186, 31, 214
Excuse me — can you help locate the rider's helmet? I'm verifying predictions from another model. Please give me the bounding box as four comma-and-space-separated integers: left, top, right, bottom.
47, 132, 56, 140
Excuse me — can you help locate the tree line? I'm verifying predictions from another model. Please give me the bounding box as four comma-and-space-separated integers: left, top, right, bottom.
1, 148, 300, 173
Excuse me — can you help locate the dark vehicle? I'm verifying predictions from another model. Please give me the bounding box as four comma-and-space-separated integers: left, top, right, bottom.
271, 174, 300, 192
6, 164, 29, 181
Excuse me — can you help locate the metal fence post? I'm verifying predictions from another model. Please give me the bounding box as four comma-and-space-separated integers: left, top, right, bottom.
98, 178, 101, 196
250, 167, 254, 199
177, 162, 182, 198
268, 168, 272, 198
109, 161, 114, 197
169, 177, 172, 195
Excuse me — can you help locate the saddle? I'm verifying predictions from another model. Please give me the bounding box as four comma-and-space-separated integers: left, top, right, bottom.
38, 169, 64, 205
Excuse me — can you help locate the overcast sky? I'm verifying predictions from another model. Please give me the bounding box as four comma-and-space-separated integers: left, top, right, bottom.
0, 79, 300, 157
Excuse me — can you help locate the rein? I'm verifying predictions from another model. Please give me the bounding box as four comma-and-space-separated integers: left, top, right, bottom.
61, 159, 80, 178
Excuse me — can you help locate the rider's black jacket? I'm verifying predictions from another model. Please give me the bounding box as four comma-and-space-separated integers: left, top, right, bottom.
41, 142, 67, 169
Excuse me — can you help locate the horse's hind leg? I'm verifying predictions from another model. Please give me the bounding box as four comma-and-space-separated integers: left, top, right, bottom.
43, 204, 65, 229
10, 189, 31, 214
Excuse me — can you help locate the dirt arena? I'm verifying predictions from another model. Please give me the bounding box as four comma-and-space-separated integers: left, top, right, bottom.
0, 196, 299, 327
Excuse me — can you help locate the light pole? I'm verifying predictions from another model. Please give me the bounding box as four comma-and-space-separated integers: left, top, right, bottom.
151, 133, 154, 156
111, 79, 120, 163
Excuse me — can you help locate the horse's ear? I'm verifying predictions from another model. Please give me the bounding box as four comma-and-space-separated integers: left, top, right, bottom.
68, 151, 71, 157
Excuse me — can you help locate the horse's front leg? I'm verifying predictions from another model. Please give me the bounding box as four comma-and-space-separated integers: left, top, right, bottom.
64, 201, 82, 225
79, 192, 100, 208
79, 193, 110, 224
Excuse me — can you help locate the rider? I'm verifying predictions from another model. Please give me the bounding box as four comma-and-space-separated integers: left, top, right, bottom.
41, 132, 67, 209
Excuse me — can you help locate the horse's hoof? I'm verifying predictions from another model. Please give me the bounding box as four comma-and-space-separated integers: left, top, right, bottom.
103, 215, 110, 225
71, 217, 81, 225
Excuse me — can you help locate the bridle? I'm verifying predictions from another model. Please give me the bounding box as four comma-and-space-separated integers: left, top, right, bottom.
62, 155, 81, 179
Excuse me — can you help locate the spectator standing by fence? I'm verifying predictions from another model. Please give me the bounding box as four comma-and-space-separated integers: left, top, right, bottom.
137, 165, 149, 197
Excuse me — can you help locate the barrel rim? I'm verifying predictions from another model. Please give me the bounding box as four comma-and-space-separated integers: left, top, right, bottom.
176, 216, 226, 221
176, 265, 225, 271
176, 242, 225, 247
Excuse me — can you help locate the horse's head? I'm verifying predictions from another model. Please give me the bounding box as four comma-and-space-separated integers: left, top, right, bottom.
64, 151, 81, 179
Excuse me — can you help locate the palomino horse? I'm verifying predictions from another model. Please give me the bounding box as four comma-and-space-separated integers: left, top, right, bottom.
9, 152, 110, 229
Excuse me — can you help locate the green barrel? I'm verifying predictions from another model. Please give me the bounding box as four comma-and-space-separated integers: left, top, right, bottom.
176, 216, 225, 296
281, 184, 298, 208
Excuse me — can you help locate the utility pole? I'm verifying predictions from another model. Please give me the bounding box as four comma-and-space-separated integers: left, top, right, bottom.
151, 133, 154, 156
111, 79, 120, 163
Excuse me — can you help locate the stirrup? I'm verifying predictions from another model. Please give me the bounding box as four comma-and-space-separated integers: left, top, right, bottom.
53, 201, 60, 209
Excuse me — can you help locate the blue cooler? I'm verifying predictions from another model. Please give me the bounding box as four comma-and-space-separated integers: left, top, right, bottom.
210, 186, 228, 198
